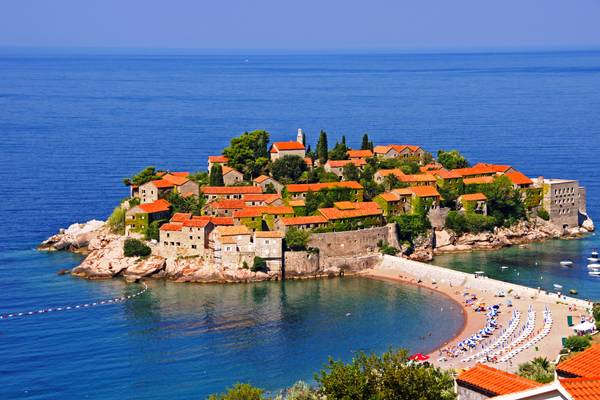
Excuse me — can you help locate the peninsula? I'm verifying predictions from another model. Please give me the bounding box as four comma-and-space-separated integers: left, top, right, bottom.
40, 129, 594, 283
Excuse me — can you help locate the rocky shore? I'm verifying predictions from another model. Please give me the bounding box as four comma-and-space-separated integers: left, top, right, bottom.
40, 215, 595, 282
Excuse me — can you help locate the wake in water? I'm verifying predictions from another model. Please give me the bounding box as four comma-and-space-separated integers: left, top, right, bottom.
0, 282, 148, 320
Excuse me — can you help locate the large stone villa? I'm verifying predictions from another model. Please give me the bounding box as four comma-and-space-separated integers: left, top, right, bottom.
124, 129, 590, 272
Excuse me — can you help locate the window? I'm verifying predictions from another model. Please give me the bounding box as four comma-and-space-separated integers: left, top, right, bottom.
191, 245, 196, 249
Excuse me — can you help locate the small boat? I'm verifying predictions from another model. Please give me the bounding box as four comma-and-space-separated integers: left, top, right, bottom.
569, 289, 578, 295
589, 270, 600, 277
592, 251, 599, 258
553, 284, 563, 290
587, 264, 600, 270
560, 261, 573, 267
588, 257, 599, 262
501, 266, 509, 270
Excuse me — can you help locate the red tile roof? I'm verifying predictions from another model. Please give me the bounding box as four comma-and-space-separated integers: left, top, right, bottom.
453, 165, 498, 177
326, 159, 367, 168
409, 186, 441, 197
170, 171, 190, 177
400, 174, 436, 183
254, 230, 285, 238
208, 155, 229, 163
151, 179, 176, 188
279, 215, 328, 226
318, 202, 382, 220
460, 193, 487, 201
162, 174, 189, 186
182, 219, 210, 228
286, 181, 363, 193
222, 166, 242, 176
557, 345, 600, 378
233, 206, 294, 218
202, 186, 263, 195
170, 212, 192, 222
253, 175, 271, 183
420, 163, 443, 172
205, 199, 246, 209
433, 169, 463, 180
287, 199, 305, 207
160, 222, 183, 232
464, 176, 495, 185
561, 377, 600, 400
242, 193, 281, 203
375, 169, 406, 178
473, 163, 513, 173
374, 144, 422, 155
378, 192, 401, 202
456, 364, 541, 396
392, 188, 413, 196
506, 171, 533, 186
193, 216, 235, 226
270, 141, 305, 153
347, 149, 373, 158
138, 199, 171, 213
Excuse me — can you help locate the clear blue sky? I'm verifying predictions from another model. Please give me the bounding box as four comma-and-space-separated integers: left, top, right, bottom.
1, 0, 600, 51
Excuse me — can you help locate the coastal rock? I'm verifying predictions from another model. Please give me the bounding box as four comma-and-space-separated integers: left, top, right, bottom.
582, 217, 595, 232
39, 220, 107, 252
123, 256, 166, 281
434, 230, 455, 249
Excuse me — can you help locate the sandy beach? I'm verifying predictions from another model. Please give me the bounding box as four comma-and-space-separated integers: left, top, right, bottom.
361, 256, 594, 373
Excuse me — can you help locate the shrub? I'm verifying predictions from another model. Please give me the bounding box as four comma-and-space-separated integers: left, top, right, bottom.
242, 261, 249, 270
391, 214, 430, 242
145, 220, 163, 241
251, 256, 267, 273
445, 211, 495, 234
274, 381, 318, 400
517, 357, 555, 383
123, 238, 151, 257
107, 206, 126, 235
537, 208, 550, 221
208, 383, 265, 400
563, 335, 591, 352
285, 228, 311, 251
379, 242, 399, 256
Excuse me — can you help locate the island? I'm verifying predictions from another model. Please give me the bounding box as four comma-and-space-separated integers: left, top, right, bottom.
40, 128, 594, 283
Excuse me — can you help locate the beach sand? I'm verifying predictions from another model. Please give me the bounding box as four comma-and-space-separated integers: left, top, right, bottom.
362, 266, 592, 373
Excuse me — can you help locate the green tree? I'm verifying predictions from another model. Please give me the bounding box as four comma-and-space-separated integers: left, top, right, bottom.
517, 357, 555, 384
285, 228, 310, 251
207, 383, 265, 400
361, 133, 373, 151
383, 174, 407, 191
251, 256, 268, 273
223, 130, 270, 178
399, 161, 420, 175
123, 166, 160, 187
329, 140, 349, 161
264, 182, 277, 194
537, 208, 550, 221
145, 220, 163, 241
316, 349, 456, 400
123, 238, 151, 257
166, 192, 205, 215
107, 206, 126, 234
271, 155, 307, 183
316, 130, 329, 164
563, 335, 591, 352
482, 175, 525, 227
437, 150, 469, 170
342, 163, 360, 182
189, 171, 209, 186
210, 164, 225, 186
391, 214, 431, 243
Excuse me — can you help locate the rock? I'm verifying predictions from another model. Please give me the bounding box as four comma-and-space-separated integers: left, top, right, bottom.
582, 217, 595, 232
39, 220, 107, 252
123, 256, 166, 281
434, 230, 455, 249
56, 268, 70, 275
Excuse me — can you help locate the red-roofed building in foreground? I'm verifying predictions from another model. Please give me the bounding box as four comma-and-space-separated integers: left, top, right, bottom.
456, 364, 542, 399
269, 131, 306, 161
125, 199, 171, 236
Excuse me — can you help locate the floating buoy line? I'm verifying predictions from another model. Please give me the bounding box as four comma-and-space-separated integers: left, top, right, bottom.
0, 282, 148, 321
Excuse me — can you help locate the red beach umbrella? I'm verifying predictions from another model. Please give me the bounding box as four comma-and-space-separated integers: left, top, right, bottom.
409, 353, 430, 361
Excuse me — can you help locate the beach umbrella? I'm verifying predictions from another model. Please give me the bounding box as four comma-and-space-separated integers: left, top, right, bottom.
409, 353, 430, 361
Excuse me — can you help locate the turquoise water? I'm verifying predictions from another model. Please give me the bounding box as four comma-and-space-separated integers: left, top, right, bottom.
1, 50, 600, 398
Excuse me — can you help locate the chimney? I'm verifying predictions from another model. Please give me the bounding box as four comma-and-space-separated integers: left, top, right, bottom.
297, 128, 304, 144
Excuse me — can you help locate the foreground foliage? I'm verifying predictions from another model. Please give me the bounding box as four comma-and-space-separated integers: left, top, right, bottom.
563, 335, 591, 352
123, 238, 151, 257
285, 228, 310, 251
107, 206, 126, 235
517, 357, 555, 384
207, 383, 265, 400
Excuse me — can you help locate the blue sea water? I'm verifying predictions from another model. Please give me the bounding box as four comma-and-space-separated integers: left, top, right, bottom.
0, 50, 600, 398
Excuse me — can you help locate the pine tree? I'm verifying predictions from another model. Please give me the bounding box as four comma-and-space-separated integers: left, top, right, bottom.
316, 130, 329, 164
210, 164, 225, 186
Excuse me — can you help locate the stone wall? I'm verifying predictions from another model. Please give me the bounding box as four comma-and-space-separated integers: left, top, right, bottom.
284, 251, 320, 277
320, 254, 382, 272
307, 226, 391, 257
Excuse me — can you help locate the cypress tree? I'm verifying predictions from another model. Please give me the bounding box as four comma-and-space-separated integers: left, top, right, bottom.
317, 130, 329, 164
210, 164, 225, 186
341, 135, 346, 146
361, 134, 370, 150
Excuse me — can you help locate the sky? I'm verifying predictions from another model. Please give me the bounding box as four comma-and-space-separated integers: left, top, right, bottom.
1, 0, 600, 52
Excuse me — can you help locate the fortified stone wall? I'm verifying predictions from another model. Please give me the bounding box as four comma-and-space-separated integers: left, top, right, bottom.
307, 226, 391, 257
284, 251, 320, 277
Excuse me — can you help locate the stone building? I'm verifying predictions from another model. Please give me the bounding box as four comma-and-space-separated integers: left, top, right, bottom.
202, 199, 246, 217
222, 166, 244, 186
207, 155, 229, 171
139, 173, 199, 204
538, 178, 585, 229
458, 193, 488, 215
269, 137, 306, 161
159, 216, 214, 257
455, 364, 541, 400
253, 175, 283, 194
125, 199, 171, 236
285, 181, 364, 201
324, 159, 366, 179
201, 186, 263, 201
211, 225, 254, 268
373, 144, 427, 162
253, 231, 284, 272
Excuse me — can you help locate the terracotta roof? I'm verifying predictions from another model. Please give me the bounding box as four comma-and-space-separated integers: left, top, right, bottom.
150, 179, 176, 188
333, 201, 359, 210
374, 144, 422, 154
160, 222, 183, 232
453, 165, 498, 177
279, 215, 328, 226
233, 206, 294, 218
433, 169, 463, 180
304, 157, 313, 166
170, 171, 190, 177
253, 175, 271, 183
222, 166, 242, 176
254, 230, 285, 238
205, 199, 246, 209
420, 163, 443, 172
170, 212, 192, 222
162, 174, 189, 186
182, 219, 210, 228
400, 174, 436, 183
326, 159, 367, 168
464, 176, 495, 185
506, 171, 533, 186
557, 345, 600, 378
270, 141, 305, 153
220, 236, 237, 245
392, 188, 413, 196
456, 364, 541, 396
561, 377, 600, 399
216, 225, 251, 236
193, 216, 235, 226
288, 199, 305, 207
208, 155, 229, 163
286, 181, 363, 193
409, 186, 441, 197
137, 199, 171, 213
318, 202, 382, 220
460, 193, 487, 201
375, 169, 406, 178
378, 192, 401, 202
242, 193, 281, 204
202, 186, 263, 195
473, 163, 513, 173
347, 149, 373, 158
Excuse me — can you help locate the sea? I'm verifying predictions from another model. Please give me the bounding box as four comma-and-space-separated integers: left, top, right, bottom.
0, 49, 599, 399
